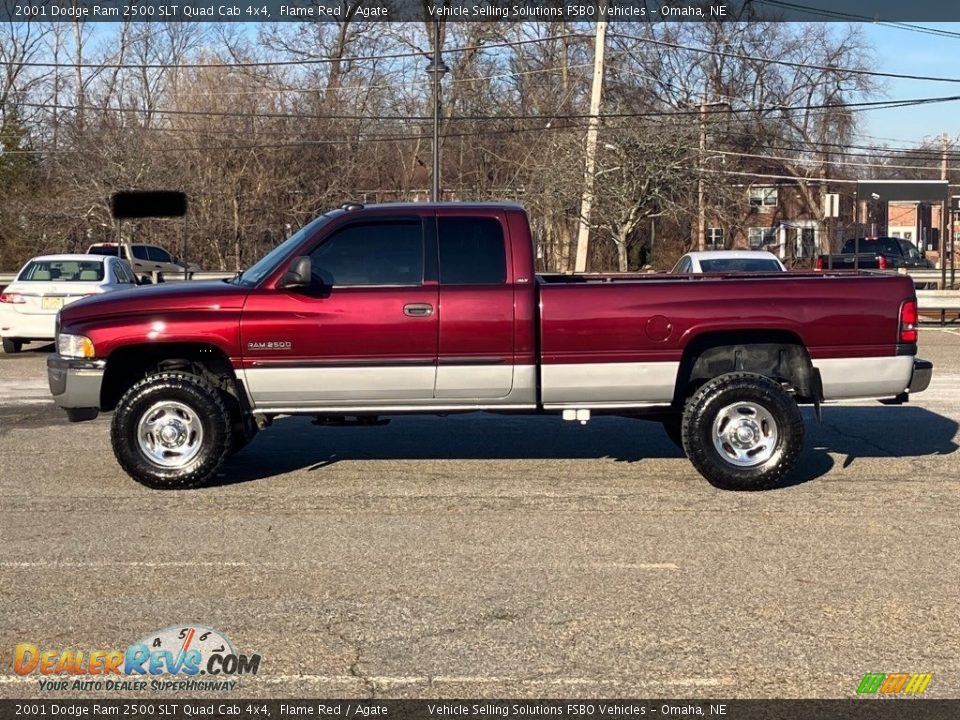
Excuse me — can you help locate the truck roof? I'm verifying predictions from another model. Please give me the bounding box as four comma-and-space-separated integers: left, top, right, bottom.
337, 201, 527, 214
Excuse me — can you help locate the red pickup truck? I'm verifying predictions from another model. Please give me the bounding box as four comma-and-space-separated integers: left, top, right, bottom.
48, 202, 932, 491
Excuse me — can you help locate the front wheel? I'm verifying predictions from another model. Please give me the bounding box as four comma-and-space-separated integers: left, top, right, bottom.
682, 372, 804, 491
2, 337, 23, 354
111, 372, 232, 489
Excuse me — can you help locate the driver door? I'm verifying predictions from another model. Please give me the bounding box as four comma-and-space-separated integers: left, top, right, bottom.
241, 217, 439, 409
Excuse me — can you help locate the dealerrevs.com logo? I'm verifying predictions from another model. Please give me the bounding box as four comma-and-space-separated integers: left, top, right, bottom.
13, 625, 261, 692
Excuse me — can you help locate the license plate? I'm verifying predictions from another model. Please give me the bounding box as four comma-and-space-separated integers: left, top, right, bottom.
41, 297, 64, 310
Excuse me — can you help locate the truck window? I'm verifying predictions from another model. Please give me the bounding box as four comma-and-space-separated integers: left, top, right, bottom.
899, 240, 921, 259
148, 246, 173, 263
309, 220, 423, 286
131, 246, 150, 261
437, 217, 507, 285
88, 245, 120, 258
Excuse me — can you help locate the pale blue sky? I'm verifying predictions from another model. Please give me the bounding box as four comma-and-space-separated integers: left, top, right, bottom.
858, 23, 960, 145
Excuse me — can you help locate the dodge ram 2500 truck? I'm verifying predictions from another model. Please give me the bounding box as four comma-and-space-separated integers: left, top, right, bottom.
48, 202, 933, 491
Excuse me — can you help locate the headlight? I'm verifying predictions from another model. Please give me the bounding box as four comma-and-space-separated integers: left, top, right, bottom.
57, 333, 96, 359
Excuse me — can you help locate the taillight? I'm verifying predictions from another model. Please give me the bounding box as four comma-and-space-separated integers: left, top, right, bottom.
900, 300, 918, 344
0, 293, 25, 304
814, 257, 823, 271
878, 255, 888, 270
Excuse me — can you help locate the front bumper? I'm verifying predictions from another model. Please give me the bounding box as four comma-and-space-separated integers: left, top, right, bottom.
909, 358, 933, 394
47, 355, 106, 421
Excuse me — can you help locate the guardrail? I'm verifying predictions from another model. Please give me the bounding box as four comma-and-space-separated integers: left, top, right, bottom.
157, 271, 235, 282
896, 269, 959, 290
0, 270, 233, 289
917, 289, 960, 325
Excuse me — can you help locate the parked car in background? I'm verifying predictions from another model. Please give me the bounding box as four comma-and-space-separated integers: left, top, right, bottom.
86, 242, 202, 278
815, 237, 933, 271
671, 251, 787, 273
0, 254, 137, 353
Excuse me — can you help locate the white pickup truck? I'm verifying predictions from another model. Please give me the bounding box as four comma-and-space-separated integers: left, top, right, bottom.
86, 242, 201, 279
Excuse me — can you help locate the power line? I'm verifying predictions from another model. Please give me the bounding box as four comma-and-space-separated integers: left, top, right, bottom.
611, 31, 960, 85
700, 167, 857, 184
4, 33, 581, 71
689, 146, 949, 174
14, 90, 960, 123
755, 0, 960, 38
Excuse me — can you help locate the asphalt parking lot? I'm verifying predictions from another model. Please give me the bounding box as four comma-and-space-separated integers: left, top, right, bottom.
1, 329, 959, 700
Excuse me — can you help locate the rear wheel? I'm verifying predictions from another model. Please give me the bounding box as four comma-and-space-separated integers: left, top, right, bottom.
682, 372, 804, 491
2, 337, 23, 354
111, 372, 232, 489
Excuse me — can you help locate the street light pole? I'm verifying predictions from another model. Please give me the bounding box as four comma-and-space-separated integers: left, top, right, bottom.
426, 20, 449, 203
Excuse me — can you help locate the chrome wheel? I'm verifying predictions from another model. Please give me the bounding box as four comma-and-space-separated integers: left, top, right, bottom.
711, 400, 779, 467
136, 401, 204, 468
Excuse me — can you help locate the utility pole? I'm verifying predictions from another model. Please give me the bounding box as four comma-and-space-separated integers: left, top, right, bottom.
573, 18, 608, 273
426, 20, 449, 203
942, 134, 950, 290
698, 100, 707, 251
696, 100, 728, 251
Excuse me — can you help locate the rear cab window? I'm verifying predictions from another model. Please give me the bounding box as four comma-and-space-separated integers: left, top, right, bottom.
87, 245, 121, 258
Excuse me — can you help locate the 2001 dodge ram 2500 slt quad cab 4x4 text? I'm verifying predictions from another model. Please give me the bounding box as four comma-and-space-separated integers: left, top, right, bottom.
48, 203, 933, 490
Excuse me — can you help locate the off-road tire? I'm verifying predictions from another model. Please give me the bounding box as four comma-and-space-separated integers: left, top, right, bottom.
682, 372, 804, 491
2, 337, 23, 354
111, 371, 232, 489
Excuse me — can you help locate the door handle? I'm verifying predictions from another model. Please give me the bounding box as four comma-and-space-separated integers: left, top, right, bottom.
403, 303, 434, 317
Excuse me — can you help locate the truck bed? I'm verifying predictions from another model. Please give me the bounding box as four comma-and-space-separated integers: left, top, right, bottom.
535, 272, 917, 407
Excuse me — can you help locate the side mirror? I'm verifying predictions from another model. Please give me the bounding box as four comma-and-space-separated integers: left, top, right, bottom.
279, 256, 312, 289
138, 275, 152, 285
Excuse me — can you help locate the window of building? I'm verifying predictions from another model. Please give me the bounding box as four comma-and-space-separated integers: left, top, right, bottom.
748, 227, 777, 249
748, 187, 778, 207
438, 217, 507, 285
704, 228, 724, 249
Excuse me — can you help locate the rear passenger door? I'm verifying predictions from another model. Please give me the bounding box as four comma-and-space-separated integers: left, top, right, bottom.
434, 215, 515, 400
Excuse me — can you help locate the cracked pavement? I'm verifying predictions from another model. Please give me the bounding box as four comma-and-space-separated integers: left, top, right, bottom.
1, 329, 959, 699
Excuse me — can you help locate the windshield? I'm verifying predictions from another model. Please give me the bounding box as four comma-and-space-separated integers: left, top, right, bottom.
235, 214, 334, 287
841, 238, 898, 254
699, 258, 783, 272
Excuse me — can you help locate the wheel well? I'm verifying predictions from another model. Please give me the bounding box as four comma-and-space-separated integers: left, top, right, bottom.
673, 331, 820, 407
100, 343, 245, 412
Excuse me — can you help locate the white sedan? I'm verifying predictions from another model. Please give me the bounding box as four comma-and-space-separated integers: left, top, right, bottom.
671, 250, 786, 273
0, 254, 138, 353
